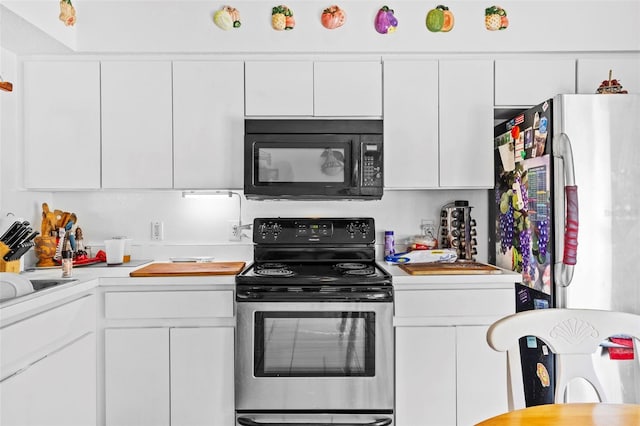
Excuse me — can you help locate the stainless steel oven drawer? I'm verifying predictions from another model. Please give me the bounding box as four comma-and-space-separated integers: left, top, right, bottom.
237, 413, 394, 426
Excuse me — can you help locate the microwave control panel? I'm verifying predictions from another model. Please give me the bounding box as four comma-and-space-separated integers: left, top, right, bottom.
361, 142, 383, 188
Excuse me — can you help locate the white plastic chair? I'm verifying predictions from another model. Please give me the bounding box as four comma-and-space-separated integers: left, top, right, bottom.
486, 308, 640, 410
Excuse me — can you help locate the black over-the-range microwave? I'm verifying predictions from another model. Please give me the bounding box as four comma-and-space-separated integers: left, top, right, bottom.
244, 119, 384, 200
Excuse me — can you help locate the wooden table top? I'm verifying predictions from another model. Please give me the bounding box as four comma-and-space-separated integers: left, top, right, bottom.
475, 403, 640, 426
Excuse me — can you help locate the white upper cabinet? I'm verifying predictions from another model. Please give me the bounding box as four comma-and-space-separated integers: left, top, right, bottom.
314, 61, 382, 116
383, 60, 439, 188
23, 61, 101, 189
244, 61, 313, 116
577, 57, 640, 94
384, 59, 494, 189
439, 60, 494, 188
494, 59, 576, 106
101, 61, 173, 189
245, 60, 382, 116
173, 61, 245, 189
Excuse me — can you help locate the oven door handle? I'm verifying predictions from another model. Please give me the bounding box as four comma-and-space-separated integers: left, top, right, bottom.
237, 417, 392, 426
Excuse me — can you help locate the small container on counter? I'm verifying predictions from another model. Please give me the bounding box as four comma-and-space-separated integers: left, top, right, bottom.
61, 249, 73, 278
384, 230, 395, 257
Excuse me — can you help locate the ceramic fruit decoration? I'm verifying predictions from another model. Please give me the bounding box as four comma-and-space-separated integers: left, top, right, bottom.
213, 6, 241, 30
272, 5, 295, 31
59, 0, 76, 26
375, 6, 398, 34
426, 5, 454, 32
485, 5, 508, 31
321, 5, 346, 30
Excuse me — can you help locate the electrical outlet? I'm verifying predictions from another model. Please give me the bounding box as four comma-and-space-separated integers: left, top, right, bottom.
228, 220, 242, 242
421, 219, 436, 237
151, 221, 164, 241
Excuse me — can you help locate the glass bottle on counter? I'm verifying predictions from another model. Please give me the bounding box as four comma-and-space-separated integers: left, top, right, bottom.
61, 239, 73, 278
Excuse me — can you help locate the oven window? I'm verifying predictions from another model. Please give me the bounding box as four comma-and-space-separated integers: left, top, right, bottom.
254, 312, 375, 377
256, 147, 347, 183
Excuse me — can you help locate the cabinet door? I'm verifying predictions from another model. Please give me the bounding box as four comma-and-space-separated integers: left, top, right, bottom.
314, 61, 382, 116
0, 333, 96, 426
101, 61, 173, 188
456, 326, 508, 426
495, 59, 576, 106
439, 60, 494, 188
577, 57, 640, 94
171, 327, 234, 426
105, 328, 169, 426
173, 61, 244, 189
23, 61, 101, 189
396, 326, 456, 426
245, 61, 313, 116
383, 60, 439, 188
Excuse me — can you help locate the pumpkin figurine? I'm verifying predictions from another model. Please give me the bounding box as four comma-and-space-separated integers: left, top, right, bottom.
426, 5, 454, 32
321, 5, 346, 29
374, 6, 398, 34
272, 5, 295, 31
213, 6, 241, 30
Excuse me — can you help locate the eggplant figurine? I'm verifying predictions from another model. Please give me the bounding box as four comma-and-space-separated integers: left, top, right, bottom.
374, 6, 398, 34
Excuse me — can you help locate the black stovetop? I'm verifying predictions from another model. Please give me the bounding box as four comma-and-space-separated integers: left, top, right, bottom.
236, 261, 391, 286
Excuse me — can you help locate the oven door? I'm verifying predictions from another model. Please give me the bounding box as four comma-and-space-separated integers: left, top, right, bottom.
236, 301, 393, 411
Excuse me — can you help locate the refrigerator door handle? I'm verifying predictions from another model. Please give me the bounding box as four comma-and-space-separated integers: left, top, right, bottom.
553, 132, 579, 290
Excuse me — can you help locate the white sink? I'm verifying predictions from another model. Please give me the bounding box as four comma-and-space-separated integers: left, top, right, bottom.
0, 272, 34, 301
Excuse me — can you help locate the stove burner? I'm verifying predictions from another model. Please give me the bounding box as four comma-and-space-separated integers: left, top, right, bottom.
334, 262, 369, 270
343, 267, 376, 277
254, 267, 295, 277
256, 263, 288, 270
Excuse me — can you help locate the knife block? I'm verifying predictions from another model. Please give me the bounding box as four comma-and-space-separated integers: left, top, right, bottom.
0, 242, 20, 273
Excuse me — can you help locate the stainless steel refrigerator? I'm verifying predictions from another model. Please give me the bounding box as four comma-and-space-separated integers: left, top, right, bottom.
489, 94, 640, 405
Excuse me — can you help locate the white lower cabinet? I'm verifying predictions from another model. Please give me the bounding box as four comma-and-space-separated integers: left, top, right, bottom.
105, 326, 234, 426
103, 288, 235, 426
0, 294, 97, 426
0, 332, 96, 426
396, 326, 457, 425
394, 284, 514, 426
171, 327, 234, 426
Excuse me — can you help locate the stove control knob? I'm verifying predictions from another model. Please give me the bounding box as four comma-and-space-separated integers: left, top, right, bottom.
272, 223, 282, 236
346, 222, 357, 235
358, 223, 370, 235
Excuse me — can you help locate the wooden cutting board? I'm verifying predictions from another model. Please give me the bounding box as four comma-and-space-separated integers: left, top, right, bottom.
399, 262, 502, 275
130, 261, 246, 277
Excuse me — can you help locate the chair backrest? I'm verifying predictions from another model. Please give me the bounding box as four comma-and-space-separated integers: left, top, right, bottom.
486, 308, 640, 410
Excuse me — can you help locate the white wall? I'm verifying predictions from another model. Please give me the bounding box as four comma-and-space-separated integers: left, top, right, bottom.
48, 189, 489, 261
75, 1, 640, 54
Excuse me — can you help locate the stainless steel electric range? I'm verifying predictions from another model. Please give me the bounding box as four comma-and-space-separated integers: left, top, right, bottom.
235, 217, 394, 426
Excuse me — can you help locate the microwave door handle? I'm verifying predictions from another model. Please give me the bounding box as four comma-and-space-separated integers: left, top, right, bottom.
352, 159, 359, 186
237, 417, 392, 426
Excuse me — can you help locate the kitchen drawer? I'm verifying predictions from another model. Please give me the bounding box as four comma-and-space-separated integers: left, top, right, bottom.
395, 289, 513, 319
105, 290, 234, 319
1, 294, 95, 376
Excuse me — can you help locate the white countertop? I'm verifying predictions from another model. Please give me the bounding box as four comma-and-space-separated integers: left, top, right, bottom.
1, 259, 521, 319
0, 259, 243, 319
384, 263, 521, 289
